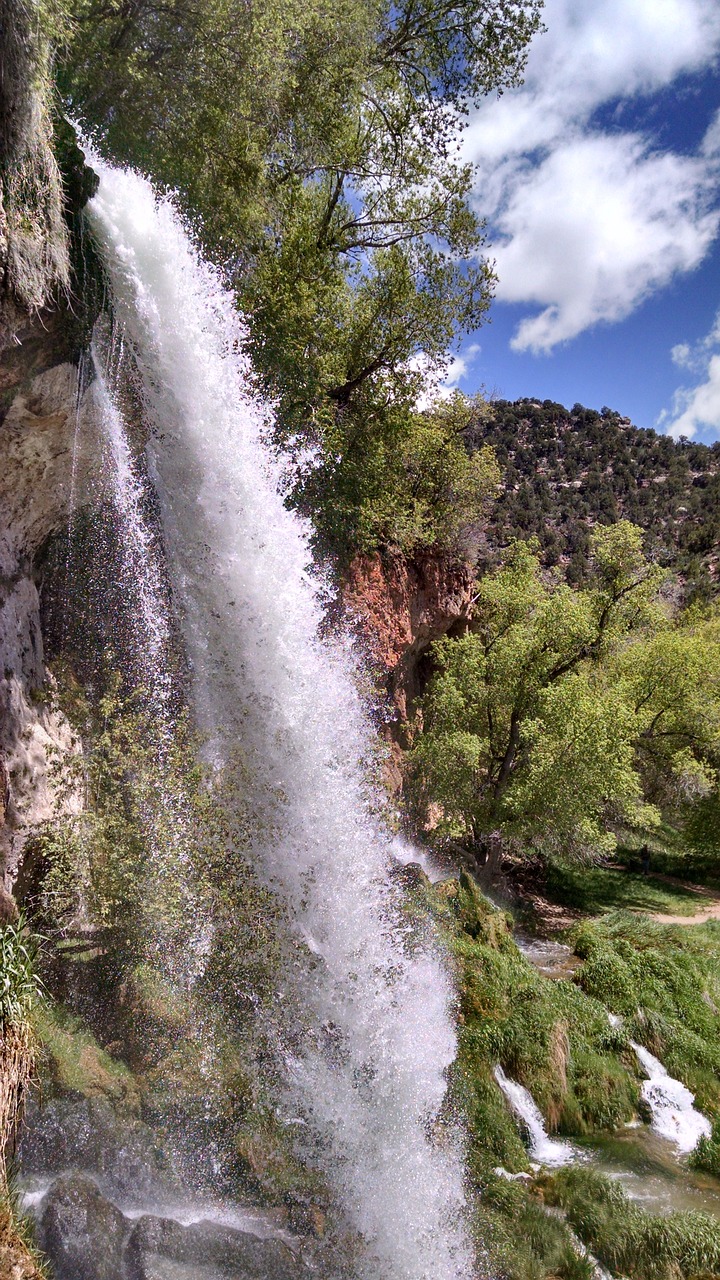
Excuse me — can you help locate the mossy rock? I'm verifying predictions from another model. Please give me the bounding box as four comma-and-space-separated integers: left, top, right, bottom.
232, 1111, 322, 1205
35, 1004, 140, 1111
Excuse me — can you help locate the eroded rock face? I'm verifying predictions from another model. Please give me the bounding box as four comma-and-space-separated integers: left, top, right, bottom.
343, 545, 475, 725
0, 358, 100, 882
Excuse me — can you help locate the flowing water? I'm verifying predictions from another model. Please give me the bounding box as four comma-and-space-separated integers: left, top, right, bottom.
629, 1041, 712, 1154
493, 1066, 575, 1167
83, 160, 472, 1280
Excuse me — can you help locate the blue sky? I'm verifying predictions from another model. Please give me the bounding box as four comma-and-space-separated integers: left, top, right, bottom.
445, 0, 720, 441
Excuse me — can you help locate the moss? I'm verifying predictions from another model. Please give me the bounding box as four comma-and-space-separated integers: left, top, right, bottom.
35, 1003, 140, 1111
434, 874, 640, 1183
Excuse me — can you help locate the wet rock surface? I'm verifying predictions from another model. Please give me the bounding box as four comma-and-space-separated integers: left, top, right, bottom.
30, 1172, 312, 1280
40, 1173, 127, 1280
125, 1214, 304, 1280
21, 1097, 179, 1205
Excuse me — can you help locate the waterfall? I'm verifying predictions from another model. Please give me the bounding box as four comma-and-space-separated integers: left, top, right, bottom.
629, 1042, 711, 1154
493, 1066, 575, 1167
84, 160, 472, 1280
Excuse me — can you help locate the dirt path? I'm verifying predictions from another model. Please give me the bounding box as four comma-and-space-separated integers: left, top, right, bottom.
644, 873, 720, 925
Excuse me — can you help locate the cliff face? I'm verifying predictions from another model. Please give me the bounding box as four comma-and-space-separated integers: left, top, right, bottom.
0, 5, 97, 890
0, 354, 97, 883
343, 545, 475, 728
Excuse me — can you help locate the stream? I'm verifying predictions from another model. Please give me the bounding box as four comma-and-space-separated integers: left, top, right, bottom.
510, 926, 720, 1220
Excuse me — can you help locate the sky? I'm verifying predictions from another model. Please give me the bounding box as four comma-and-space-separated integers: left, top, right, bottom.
447, 0, 720, 442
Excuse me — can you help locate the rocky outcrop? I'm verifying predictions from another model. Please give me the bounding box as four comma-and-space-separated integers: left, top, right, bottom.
343, 545, 475, 727
0, 0, 70, 335
0, 358, 102, 883
32, 1172, 312, 1280
40, 1173, 127, 1280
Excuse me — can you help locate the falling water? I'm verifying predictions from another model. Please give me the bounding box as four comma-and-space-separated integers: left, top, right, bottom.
89, 336, 174, 724
493, 1066, 575, 1167
85, 160, 472, 1280
630, 1042, 711, 1154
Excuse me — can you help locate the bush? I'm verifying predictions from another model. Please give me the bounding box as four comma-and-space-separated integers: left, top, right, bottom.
690, 1118, 720, 1178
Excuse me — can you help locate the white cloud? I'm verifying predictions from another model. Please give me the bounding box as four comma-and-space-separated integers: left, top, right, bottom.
660, 311, 720, 438
407, 344, 481, 410
466, 0, 720, 353
493, 134, 719, 352
671, 343, 692, 368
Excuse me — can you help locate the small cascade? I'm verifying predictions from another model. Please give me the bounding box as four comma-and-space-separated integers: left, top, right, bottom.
82, 159, 472, 1280
493, 1066, 575, 1167
629, 1041, 711, 1154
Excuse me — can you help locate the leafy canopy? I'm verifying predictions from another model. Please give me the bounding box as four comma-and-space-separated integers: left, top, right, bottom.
58, 0, 542, 553
409, 522, 720, 858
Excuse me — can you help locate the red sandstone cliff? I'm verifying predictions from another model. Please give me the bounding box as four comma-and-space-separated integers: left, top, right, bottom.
343, 546, 476, 727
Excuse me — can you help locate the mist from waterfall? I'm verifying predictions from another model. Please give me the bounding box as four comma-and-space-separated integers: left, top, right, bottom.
85, 159, 472, 1280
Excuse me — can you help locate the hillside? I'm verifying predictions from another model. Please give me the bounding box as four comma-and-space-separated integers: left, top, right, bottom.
465, 399, 720, 598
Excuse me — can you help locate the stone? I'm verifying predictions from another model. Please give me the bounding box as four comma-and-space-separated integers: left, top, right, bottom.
39, 1172, 128, 1280
21, 1097, 178, 1205
124, 1215, 306, 1280
341, 545, 475, 781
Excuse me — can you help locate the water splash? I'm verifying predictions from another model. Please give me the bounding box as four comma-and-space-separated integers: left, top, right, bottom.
86, 160, 472, 1280
629, 1041, 711, 1154
494, 1065, 575, 1167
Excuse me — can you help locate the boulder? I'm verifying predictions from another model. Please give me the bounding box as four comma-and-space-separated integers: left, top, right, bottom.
39, 1172, 128, 1280
21, 1096, 178, 1204
124, 1214, 305, 1280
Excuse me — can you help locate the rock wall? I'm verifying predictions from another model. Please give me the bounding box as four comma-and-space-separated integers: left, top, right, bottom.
0, 346, 100, 885
343, 545, 475, 728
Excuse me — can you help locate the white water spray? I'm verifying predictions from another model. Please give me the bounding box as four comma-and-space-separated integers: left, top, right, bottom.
86, 161, 471, 1280
629, 1042, 711, 1154
493, 1066, 575, 1167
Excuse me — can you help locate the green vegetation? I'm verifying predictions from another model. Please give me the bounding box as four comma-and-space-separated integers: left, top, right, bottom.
409, 522, 720, 862
547, 1165, 720, 1280
52, 0, 542, 557
572, 915, 720, 1114
474, 1174, 594, 1280
422, 872, 720, 1280
0, 916, 44, 1030
433, 874, 640, 1174
544, 861, 703, 917
0, 913, 46, 1275
465, 398, 720, 603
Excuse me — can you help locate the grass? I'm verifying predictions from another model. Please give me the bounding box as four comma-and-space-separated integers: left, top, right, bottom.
420, 870, 720, 1279
571, 914, 720, 1114
545, 860, 704, 918
545, 1165, 720, 1280
474, 1173, 594, 1280
0, 916, 44, 1028
429, 873, 642, 1179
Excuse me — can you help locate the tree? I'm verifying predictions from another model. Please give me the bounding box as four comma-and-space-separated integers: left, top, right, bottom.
58, 0, 543, 553
407, 523, 718, 861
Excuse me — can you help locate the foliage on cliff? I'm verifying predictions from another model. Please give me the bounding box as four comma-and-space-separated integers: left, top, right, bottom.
0, 0, 71, 321
464, 398, 720, 601
409, 522, 720, 860
56, 0, 541, 557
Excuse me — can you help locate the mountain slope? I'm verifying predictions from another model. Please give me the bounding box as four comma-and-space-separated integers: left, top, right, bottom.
464, 399, 720, 599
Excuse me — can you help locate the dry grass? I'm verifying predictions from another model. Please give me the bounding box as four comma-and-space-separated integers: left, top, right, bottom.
0, 1199, 44, 1280
0, 1020, 34, 1188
